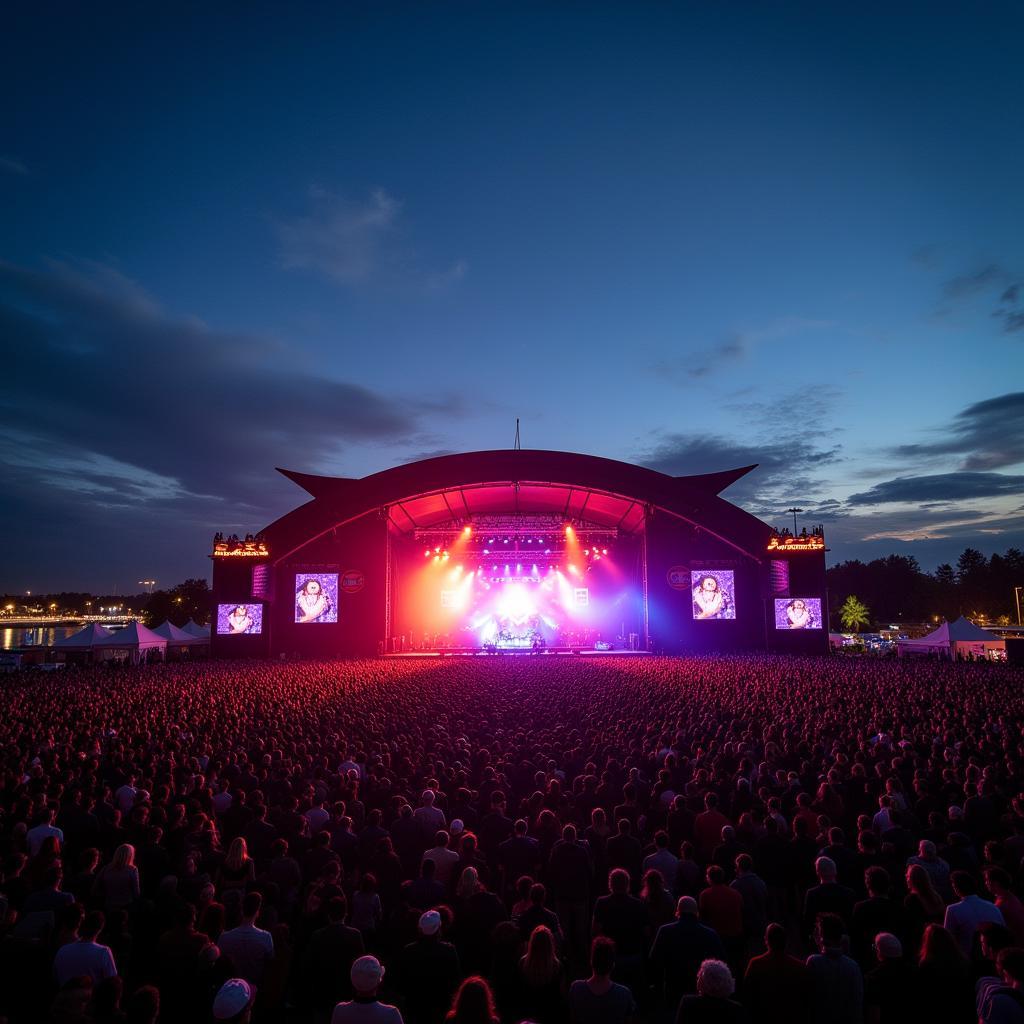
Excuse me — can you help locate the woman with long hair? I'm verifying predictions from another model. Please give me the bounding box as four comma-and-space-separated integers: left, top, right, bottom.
641, 868, 675, 936
518, 924, 565, 1023
94, 843, 140, 913
445, 976, 500, 1024
217, 836, 254, 893
915, 923, 975, 1023
904, 864, 945, 957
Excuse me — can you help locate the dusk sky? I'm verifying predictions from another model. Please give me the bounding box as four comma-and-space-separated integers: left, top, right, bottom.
2, 3, 1023, 592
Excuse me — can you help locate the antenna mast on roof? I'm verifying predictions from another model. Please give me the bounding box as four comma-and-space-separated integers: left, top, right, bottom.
514, 418, 521, 450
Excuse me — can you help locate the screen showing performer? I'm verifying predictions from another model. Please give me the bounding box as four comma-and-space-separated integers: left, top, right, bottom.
774, 597, 823, 629
217, 603, 263, 635
294, 573, 339, 623
691, 570, 736, 620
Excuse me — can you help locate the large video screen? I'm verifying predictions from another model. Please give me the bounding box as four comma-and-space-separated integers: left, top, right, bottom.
774, 597, 823, 630
294, 573, 339, 623
691, 570, 736, 620
216, 603, 263, 635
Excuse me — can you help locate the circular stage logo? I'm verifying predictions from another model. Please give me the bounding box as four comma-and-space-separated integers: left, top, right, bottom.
666, 566, 690, 590
340, 570, 365, 594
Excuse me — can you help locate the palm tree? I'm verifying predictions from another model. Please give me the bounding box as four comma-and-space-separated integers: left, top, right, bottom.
839, 594, 870, 632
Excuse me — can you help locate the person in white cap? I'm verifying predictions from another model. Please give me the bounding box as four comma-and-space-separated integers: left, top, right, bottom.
212, 978, 255, 1023
331, 955, 403, 1024
396, 910, 461, 1024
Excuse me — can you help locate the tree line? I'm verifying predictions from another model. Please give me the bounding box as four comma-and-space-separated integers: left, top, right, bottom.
826, 547, 1024, 630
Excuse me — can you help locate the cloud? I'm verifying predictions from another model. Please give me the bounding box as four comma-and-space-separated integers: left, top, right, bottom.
655, 317, 834, 381
0, 156, 28, 176
0, 259, 467, 588
640, 433, 842, 510
890, 392, 1024, 471
276, 186, 466, 291
847, 471, 1024, 506
936, 263, 1024, 334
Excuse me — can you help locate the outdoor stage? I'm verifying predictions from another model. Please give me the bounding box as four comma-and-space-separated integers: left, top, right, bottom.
385, 647, 652, 658
211, 449, 830, 658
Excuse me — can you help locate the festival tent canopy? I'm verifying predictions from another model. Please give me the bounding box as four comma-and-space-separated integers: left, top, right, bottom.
151, 621, 203, 646
897, 616, 1005, 658
182, 620, 211, 639
102, 621, 168, 652
53, 623, 115, 650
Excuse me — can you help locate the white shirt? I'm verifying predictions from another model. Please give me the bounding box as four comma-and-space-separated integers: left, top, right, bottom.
27, 823, 64, 857
944, 895, 1005, 954
305, 806, 331, 834
54, 940, 117, 986
421, 846, 460, 885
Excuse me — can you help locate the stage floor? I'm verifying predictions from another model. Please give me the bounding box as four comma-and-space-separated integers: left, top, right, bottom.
385, 647, 651, 658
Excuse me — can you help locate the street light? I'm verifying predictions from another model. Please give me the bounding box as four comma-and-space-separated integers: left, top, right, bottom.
1016, 586, 1023, 627
785, 507, 804, 534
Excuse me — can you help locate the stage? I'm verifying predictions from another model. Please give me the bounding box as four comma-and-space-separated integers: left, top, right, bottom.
384, 646, 652, 658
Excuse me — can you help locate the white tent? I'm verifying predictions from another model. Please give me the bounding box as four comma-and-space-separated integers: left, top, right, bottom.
151, 621, 202, 646
102, 621, 168, 663
898, 616, 1006, 660
53, 623, 115, 651
182, 619, 211, 639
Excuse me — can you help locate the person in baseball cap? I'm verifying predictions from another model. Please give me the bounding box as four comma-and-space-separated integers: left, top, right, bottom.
418, 909, 442, 936
330, 956, 403, 1024
212, 978, 254, 1022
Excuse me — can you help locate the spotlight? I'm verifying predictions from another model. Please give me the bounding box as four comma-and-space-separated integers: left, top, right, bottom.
489, 538, 495, 544
584, 549, 590, 556
603, 549, 608, 555
463, 526, 471, 535
424, 549, 431, 557
532, 564, 538, 575
565, 525, 573, 535
516, 564, 522, 572
504, 538, 509, 544
483, 548, 490, 555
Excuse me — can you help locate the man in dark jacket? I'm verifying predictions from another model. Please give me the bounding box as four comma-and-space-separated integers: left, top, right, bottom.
649, 896, 726, 1009
397, 909, 461, 1024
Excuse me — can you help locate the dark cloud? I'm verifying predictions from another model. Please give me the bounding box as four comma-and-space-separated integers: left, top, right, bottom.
0, 260, 463, 588
655, 319, 834, 382
847, 471, 1024, 506
890, 392, 1024, 471
937, 264, 1024, 334
640, 433, 841, 510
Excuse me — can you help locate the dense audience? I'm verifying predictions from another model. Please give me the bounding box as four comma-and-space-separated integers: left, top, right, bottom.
0, 654, 1023, 1023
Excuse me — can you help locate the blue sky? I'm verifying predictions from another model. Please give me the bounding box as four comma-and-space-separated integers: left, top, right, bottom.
2, 2, 1023, 591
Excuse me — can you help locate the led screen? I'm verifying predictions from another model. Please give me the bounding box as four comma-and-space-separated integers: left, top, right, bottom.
294, 573, 339, 623
217, 603, 263, 635
691, 570, 736, 620
774, 597, 823, 630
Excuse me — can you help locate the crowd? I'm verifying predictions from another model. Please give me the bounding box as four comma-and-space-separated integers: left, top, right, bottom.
1, 654, 1024, 1023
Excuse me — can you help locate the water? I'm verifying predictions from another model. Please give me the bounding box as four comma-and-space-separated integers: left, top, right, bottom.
2, 626, 80, 650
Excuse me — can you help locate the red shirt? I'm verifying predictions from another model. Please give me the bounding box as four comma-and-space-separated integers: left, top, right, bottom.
699, 882, 744, 939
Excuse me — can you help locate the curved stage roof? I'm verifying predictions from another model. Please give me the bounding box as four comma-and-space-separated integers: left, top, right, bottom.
264, 449, 772, 563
